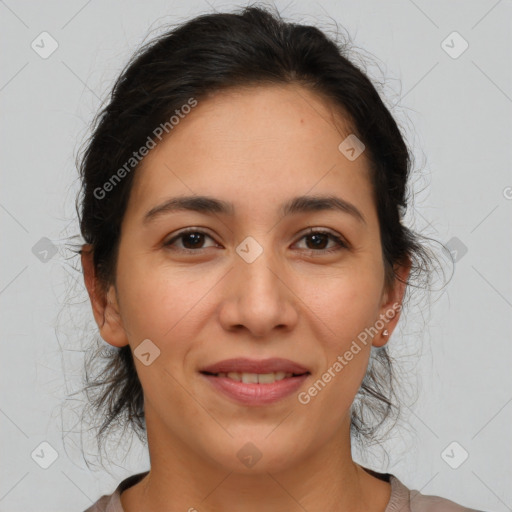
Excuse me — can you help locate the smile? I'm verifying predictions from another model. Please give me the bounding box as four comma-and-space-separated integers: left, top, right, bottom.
200, 371, 310, 405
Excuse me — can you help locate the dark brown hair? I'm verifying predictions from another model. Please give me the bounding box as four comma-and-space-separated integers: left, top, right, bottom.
73, 3, 435, 458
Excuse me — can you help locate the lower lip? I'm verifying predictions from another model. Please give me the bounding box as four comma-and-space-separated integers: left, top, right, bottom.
200, 373, 310, 405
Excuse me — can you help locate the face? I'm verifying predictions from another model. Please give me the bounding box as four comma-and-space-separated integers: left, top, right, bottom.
83, 84, 408, 475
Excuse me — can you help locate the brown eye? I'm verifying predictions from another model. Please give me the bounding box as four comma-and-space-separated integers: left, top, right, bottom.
163, 228, 348, 255
294, 229, 348, 254
164, 229, 217, 252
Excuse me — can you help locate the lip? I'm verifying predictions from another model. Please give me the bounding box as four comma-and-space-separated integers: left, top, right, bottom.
200, 357, 310, 375
199, 358, 311, 406
200, 372, 310, 405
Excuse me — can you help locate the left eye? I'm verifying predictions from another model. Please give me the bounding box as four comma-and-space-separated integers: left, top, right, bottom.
294, 230, 347, 253
163, 228, 347, 253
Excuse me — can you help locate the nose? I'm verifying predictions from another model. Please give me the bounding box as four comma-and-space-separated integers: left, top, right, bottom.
217, 245, 299, 338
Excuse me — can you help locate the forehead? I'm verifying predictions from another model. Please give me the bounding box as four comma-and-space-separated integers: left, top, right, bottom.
126, 84, 375, 222
142, 83, 356, 163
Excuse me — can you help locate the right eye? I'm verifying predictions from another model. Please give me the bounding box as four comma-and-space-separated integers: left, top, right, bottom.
163, 228, 219, 253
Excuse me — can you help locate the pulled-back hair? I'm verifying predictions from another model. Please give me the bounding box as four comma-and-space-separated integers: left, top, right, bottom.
73, 3, 435, 459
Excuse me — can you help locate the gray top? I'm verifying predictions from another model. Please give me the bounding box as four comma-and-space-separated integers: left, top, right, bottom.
84, 468, 486, 512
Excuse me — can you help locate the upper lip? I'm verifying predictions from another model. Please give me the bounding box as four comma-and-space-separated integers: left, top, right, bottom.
200, 358, 310, 375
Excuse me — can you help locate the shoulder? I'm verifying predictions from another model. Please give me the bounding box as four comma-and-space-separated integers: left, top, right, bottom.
83, 491, 124, 512
85, 470, 489, 512
83, 471, 149, 512
389, 474, 488, 512
83, 493, 118, 512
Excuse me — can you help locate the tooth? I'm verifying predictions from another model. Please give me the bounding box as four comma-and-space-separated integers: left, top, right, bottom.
241, 373, 258, 383
223, 371, 294, 383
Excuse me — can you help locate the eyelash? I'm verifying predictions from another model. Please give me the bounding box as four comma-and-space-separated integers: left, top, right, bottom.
163, 228, 348, 256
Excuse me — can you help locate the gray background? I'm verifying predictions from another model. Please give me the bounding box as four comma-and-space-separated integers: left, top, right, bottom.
1, 0, 511, 510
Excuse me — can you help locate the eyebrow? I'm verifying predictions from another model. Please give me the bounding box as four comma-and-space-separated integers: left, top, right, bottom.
143, 194, 366, 225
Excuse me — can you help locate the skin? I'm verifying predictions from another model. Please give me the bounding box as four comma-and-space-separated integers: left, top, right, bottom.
82, 83, 410, 512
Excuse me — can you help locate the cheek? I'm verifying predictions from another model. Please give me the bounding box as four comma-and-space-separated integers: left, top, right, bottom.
115, 264, 214, 404
295, 267, 383, 401
296, 277, 381, 424
299, 266, 384, 345
116, 254, 218, 352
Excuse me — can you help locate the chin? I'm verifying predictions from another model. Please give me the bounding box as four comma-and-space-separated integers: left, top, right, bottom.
205, 432, 305, 475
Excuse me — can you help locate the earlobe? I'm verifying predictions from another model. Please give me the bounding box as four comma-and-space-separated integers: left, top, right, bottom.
81, 244, 129, 348
373, 259, 411, 348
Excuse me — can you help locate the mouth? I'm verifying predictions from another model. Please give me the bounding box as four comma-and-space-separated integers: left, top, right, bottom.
199, 357, 310, 376
199, 370, 310, 384
199, 358, 311, 405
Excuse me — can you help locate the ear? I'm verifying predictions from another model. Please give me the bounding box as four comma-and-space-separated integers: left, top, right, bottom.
372, 257, 411, 348
81, 244, 129, 348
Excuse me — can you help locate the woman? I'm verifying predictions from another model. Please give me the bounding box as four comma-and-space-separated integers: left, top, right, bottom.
77, 5, 485, 511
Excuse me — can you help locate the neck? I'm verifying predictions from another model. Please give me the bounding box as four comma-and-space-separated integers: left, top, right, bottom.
121, 408, 390, 512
